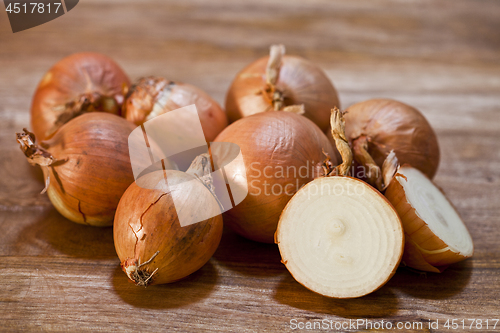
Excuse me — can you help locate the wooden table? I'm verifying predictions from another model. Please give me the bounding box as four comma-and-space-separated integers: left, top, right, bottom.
1, 0, 499, 332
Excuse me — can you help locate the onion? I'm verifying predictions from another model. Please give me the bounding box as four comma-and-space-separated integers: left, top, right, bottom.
123, 77, 228, 142
344, 98, 440, 180
114, 154, 223, 286
16, 113, 137, 226
31, 52, 130, 141
225, 45, 340, 132
384, 166, 473, 272
213, 110, 336, 243
276, 109, 404, 298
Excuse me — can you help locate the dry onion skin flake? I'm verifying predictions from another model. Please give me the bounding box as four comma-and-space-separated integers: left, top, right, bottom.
385, 166, 474, 272
276, 109, 404, 298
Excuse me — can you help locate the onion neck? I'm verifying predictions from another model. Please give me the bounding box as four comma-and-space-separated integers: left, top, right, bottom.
352, 136, 382, 189
352, 136, 399, 191
262, 45, 306, 114
186, 153, 224, 212
16, 128, 56, 193
327, 107, 352, 177
126, 77, 176, 123
263, 44, 286, 111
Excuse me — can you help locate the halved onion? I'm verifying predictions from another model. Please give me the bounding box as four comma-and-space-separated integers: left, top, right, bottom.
384, 166, 474, 272
275, 108, 404, 298
276, 176, 404, 298
123, 77, 227, 142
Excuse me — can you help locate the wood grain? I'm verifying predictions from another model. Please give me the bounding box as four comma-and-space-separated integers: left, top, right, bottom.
1, 0, 499, 332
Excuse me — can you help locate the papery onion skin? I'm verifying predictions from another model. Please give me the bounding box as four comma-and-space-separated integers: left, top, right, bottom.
114, 170, 223, 285
344, 99, 440, 179
225, 55, 340, 132
123, 77, 228, 142
213, 111, 336, 243
384, 166, 472, 272
39, 113, 136, 226
31, 52, 130, 141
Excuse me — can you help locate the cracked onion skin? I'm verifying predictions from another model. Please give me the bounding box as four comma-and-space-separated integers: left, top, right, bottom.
35, 113, 135, 226
225, 55, 340, 132
114, 170, 223, 286
123, 77, 228, 142
213, 111, 336, 243
31, 52, 130, 141
344, 99, 440, 179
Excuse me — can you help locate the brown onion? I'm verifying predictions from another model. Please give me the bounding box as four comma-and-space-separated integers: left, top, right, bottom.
114, 154, 223, 286
343, 98, 440, 180
123, 77, 228, 142
276, 109, 404, 298
16, 113, 136, 226
213, 110, 336, 243
385, 165, 473, 272
225, 45, 340, 132
31, 52, 130, 141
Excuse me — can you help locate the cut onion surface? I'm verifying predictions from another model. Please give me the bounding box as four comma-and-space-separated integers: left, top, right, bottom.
385, 166, 473, 272
276, 177, 404, 298
276, 108, 404, 299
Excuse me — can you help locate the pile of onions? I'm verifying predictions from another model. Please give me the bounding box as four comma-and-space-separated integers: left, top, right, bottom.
214, 110, 336, 243
276, 109, 404, 298
31, 52, 130, 141
385, 166, 474, 272
114, 154, 223, 286
16, 48, 473, 293
123, 76, 228, 142
16, 113, 136, 226
344, 98, 440, 181
225, 45, 340, 132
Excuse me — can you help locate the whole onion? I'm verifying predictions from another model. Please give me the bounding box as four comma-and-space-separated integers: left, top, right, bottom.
16, 113, 136, 226
225, 45, 340, 132
123, 77, 228, 142
213, 111, 336, 243
114, 154, 223, 286
31, 52, 130, 141
344, 98, 440, 180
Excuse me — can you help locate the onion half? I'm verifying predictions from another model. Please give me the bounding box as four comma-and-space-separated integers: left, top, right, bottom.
384, 166, 473, 272
276, 109, 404, 298
276, 177, 404, 298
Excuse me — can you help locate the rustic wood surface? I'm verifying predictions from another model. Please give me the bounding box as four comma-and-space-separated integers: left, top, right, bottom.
1, 0, 499, 332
